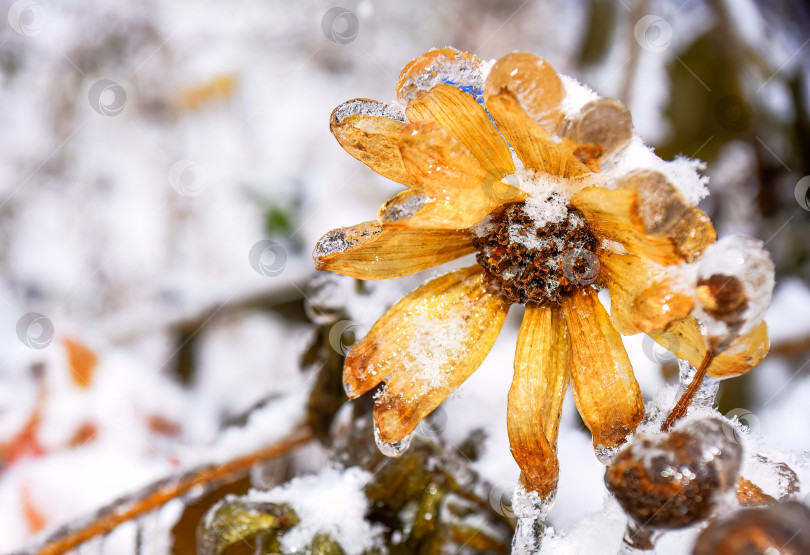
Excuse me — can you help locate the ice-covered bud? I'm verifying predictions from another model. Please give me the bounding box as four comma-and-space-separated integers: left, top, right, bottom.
693, 501, 810, 555
694, 235, 774, 345
605, 418, 741, 529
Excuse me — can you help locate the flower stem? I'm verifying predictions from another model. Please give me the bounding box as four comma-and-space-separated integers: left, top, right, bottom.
661, 350, 715, 432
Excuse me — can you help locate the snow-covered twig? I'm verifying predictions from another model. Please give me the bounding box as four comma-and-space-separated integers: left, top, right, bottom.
18, 430, 313, 555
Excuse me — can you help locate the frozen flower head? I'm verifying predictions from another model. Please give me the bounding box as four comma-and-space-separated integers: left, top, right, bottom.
313, 48, 773, 499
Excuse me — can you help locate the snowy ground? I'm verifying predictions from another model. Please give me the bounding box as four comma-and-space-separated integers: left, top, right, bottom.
1, 0, 809, 553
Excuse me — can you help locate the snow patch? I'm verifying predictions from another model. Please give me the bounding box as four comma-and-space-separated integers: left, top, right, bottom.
249, 466, 384, 555
559, 75, 599, 119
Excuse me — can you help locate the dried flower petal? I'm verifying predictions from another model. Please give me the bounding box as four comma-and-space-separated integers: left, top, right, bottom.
396, 121, 525, 229
562, 288, 644, 454
693, 501, 810, 555
485, 55, 588, 179
372, 267, 509, 443
572, 186, 682, 265
406, 84, 514, 175
330, 99, 412, 186
649, 316, 769, 379
484, 52, 564, 131
616, 170, 716, 262
313, 221, 475, 280
598, 250, 692, 335
508, 305, 569, 497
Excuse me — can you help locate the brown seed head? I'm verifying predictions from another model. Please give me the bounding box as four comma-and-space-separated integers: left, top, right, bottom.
605, 419, 742, 529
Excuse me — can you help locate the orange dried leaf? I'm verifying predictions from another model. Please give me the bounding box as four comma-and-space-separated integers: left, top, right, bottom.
64, 337, 98, 388
21, 485, 47, 533
178, 74, 237, 111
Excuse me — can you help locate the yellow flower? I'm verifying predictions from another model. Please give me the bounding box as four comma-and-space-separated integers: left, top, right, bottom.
313, 48, 770, 498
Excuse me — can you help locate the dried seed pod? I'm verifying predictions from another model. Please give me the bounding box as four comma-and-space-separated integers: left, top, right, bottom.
605, 418, 741, 529
692, 501, 810, 555
694, 235, 775, 344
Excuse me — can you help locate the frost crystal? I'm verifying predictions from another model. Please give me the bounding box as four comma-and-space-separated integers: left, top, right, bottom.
331, 98, 406, 123
405, 312, 470, 393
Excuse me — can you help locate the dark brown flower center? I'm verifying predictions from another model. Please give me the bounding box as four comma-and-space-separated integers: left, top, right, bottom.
472, 199, 598, 305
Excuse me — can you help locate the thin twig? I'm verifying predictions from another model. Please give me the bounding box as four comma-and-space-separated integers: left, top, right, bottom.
27, 430, 313, 555
661, 350, 714, 431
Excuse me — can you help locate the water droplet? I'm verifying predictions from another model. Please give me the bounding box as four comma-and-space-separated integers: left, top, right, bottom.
374, 424, 412, 457
595, 444, 619, 465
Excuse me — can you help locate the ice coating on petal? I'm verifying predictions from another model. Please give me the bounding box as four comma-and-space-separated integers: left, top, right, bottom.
313, 225, 377, 259
373, 423, 412, 457
398, 49, 486, 105
594, 444, 620, 465
695, 235, 775, 340
331, 98, 407, 124
379, 194, 432, 224
314, 230, 354, 258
